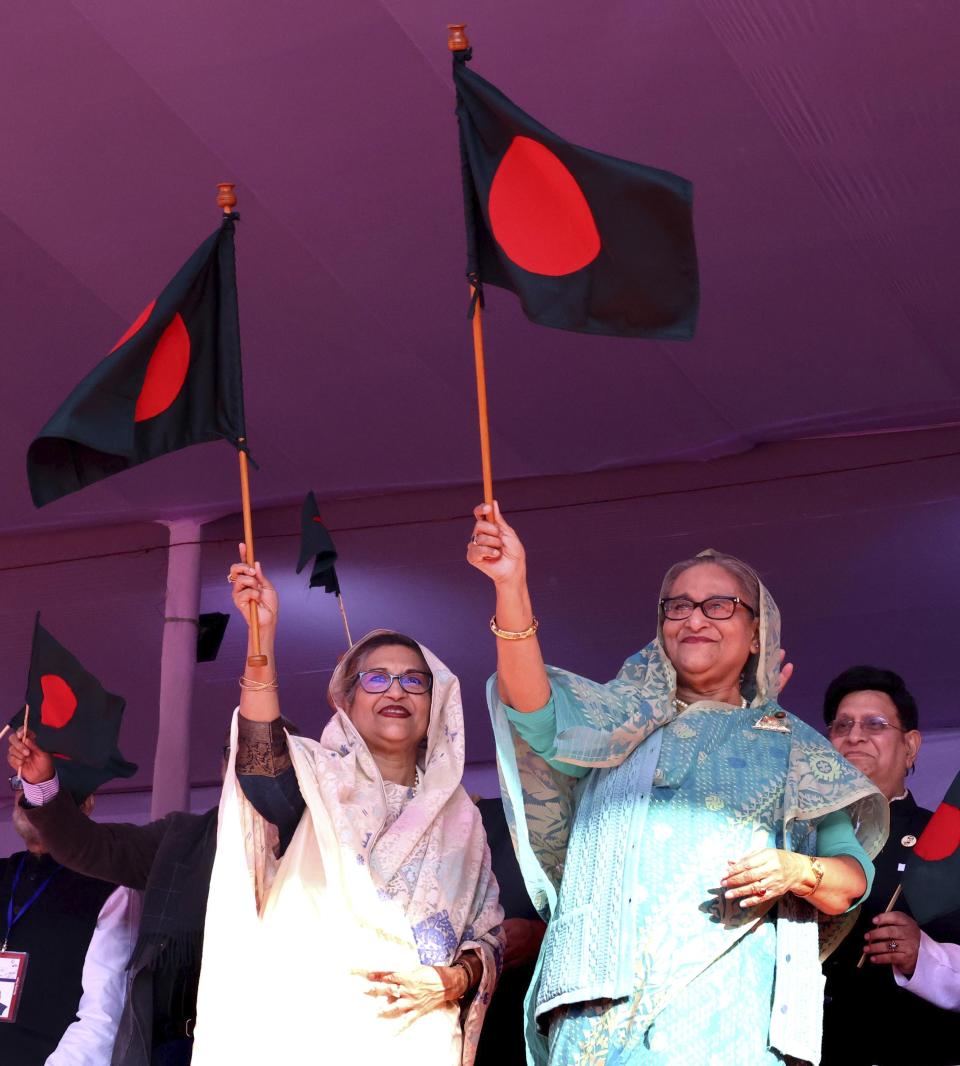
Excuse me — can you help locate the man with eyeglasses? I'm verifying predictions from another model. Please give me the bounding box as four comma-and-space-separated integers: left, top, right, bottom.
820, 665, 960, 1065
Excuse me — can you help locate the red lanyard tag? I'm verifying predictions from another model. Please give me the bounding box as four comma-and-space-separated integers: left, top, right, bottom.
0, 950, 29, 1023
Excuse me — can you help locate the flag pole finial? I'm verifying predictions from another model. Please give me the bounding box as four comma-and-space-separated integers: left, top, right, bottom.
447, 24, 469, 51
217, 183, 237, 214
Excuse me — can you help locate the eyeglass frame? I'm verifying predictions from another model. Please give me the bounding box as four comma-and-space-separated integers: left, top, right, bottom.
352, 669, 434, 695
659, 595, 757, 621
827, 715, 909, 738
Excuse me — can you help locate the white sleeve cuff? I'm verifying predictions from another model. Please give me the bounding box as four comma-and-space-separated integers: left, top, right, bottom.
21, 773, 60, 806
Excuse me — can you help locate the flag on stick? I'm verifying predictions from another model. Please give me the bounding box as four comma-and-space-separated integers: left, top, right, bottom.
902, 770, 960, 926
8, 617, 136, 800
297, 492, 341, 595
297, 492, 353, 646
27, 214, 249, 507
453, 46, 699, 339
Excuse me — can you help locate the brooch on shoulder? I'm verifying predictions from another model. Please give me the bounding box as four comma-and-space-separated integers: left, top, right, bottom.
753, 710, 791, 733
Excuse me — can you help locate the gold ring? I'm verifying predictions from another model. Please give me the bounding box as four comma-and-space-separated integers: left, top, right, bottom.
227, 573, 235, 583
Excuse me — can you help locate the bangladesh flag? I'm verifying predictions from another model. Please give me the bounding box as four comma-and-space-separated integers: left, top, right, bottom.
27, 214, 249, 507
9, 617, 136, 800
902, 770, 960, 926
453, 49, 699, 339
296, 491, 340, 595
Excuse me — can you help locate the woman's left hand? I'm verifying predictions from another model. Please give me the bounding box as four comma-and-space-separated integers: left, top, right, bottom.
365, 964, 465, 1020
721, 848, 808, 908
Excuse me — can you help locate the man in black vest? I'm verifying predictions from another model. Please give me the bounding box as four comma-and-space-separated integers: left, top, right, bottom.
821, 665, 960, 1065
0, 779, 113, 1065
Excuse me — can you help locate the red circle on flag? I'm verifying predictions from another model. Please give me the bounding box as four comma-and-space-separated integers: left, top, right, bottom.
915, 803, 960, 861
110, 300, 156, 354
40, 674, 78, 729
134, 313, 191, 422
488, 136, 601, 277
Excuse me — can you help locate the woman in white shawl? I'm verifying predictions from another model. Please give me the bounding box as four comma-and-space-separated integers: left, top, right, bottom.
191, 553, 504, 1066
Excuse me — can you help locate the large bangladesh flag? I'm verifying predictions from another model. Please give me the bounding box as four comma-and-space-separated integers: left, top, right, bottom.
453, 49, 699, 339
27, 214, 249, 507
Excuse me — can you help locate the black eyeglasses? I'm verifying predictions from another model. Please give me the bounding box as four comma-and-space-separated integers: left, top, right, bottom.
353, 669, 433, 695
659, 595, 756, 621
828, 716, 907, 738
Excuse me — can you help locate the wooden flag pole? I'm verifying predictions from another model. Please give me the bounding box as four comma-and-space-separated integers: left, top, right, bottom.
448, 24, 494, 507
470, 289, 495, 506
15, 704, 30, 774
217, 182, 267, 667
336, 593, 353, 649
856, 884, 903, 969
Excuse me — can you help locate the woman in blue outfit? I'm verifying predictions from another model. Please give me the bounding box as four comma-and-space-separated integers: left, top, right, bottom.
467, 503, 887, 1065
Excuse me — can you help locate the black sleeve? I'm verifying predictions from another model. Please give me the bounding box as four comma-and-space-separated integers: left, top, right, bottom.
235, 715, 306, 855
23, 789, 168, 890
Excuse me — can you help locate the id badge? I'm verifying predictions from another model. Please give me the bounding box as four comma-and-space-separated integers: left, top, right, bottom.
0, 951, 29, 1023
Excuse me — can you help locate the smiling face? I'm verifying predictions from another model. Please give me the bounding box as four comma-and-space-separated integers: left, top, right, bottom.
660, 562, 759, 698
344, 643, 432, 761
829, 690, 921, 799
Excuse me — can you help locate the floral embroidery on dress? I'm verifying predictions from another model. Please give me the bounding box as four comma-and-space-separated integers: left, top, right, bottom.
413, 910, 459, 965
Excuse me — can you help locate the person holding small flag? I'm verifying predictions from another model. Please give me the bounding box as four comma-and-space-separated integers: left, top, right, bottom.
822, 666, 960, 1063
468, 503, 885, 1065
188, 553, 503, 1065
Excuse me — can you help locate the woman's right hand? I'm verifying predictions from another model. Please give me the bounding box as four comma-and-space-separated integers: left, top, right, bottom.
229, 544, 279, 638
467, 501, 526, 588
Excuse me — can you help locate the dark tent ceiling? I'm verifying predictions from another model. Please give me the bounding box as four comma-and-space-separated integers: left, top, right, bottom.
2, 0, 958, 531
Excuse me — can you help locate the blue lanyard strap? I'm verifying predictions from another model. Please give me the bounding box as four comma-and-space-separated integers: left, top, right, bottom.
3, 854, 62, 950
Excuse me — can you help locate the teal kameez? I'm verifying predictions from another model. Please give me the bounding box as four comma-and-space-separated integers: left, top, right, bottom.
488, 558, 888, 1065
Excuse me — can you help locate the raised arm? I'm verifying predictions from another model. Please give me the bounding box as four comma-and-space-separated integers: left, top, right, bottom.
7, 731, 164, 888
229, 543, 279, 723
228, 546, 304, 851
467, 501, 551, 712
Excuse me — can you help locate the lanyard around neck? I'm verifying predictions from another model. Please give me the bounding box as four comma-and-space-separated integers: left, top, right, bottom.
3, 854, 62, 951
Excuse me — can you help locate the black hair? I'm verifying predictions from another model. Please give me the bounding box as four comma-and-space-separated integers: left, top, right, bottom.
823, 665, 919, 732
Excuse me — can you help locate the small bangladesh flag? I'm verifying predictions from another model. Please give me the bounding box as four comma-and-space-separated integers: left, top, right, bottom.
296, 491, 340, 595
9, 617, 136, 800
902, 770, 960, 926
453, 48, 699, 339
27, 214, 249, 507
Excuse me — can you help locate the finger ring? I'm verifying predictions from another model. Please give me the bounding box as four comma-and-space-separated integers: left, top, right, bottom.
471, 535, 479, 545
227, 572, 235, 583
889, 939, 898, 952
756, 884, 766, 897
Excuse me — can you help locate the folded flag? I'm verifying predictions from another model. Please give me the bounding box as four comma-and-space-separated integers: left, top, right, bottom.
9, 617, 136, 800
453, 50, 698, 339
27, 214, 249, 507
902, 769, 960, 926
296, 491, 341, 595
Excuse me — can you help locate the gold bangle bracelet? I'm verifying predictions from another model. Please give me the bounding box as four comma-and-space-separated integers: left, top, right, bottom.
489, 615, 539, 641
239, 675, 279, 691
793, 856, 825, 898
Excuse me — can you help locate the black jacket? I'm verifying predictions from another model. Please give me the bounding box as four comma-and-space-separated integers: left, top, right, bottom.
822, 791, 960, 1065
24, 792, 217, 1066
0, 850, 113, 1065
